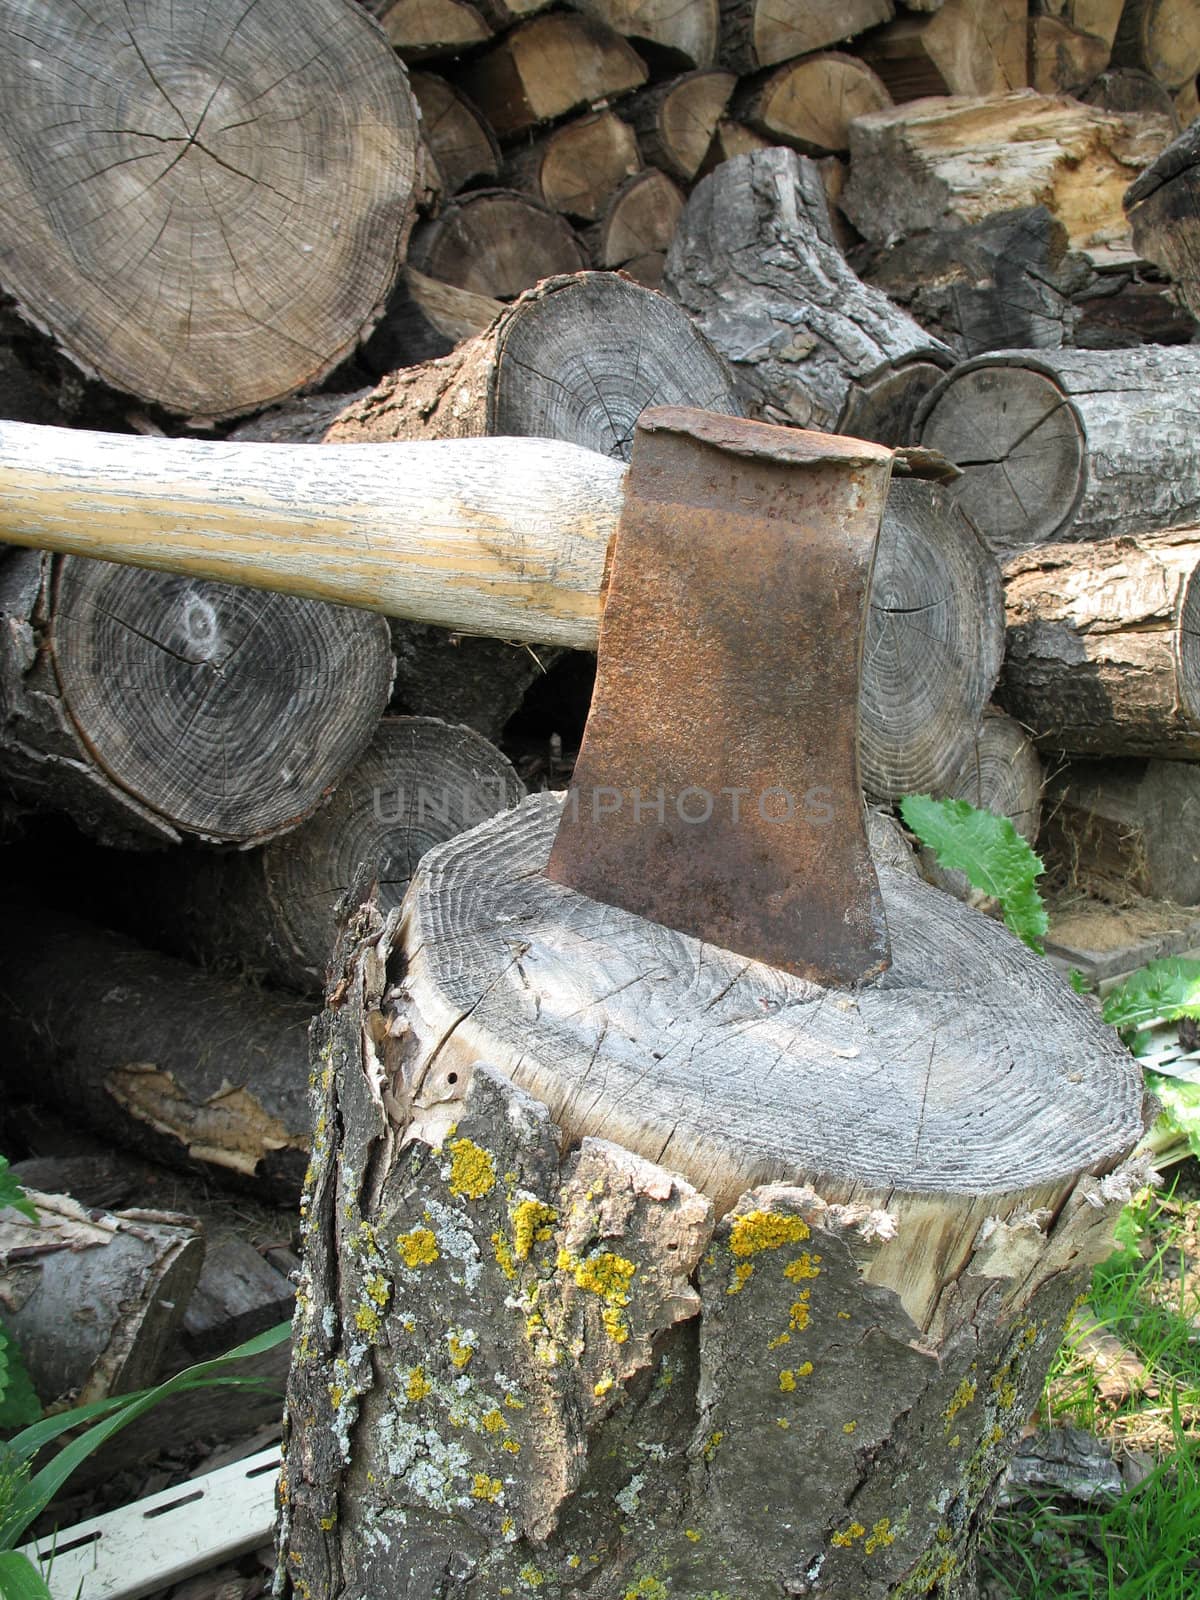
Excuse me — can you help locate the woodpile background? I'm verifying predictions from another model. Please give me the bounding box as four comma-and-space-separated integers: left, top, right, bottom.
0, 0, 1198, 1588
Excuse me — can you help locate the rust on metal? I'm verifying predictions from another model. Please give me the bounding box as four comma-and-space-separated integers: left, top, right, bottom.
546, 405, 893, 986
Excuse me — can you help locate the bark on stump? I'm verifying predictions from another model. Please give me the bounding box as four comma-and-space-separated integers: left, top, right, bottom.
0, 904, 314, 1197
860, 478, 1004, 802
916, 348, 1200, 554
0, 0, 421, 420
1041, 758, 1200, 906
1125, 120, 1200, 324
663, 148, 951, 441
277, 793, 1146, 1600
0, 549, 394, 846
999, 528, 1200, 758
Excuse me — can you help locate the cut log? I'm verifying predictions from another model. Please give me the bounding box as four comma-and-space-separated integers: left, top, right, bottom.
0, 0, 421, 420
1125, 120, 1200, 323
588, 170, 686, 267
664, 148, 952, 438
180, 1238, 297, 1358
700, 117, 773, 173
410, 73, 501, 196
1041, 758, 1200, 905
916, 707, 1044, 901
0, 1191, 204, 1406
505, 111, 641, 220
409, 190, 588, 300
456, 14, 648, 138
860, 477, 1005, 801
734, 51, 893, 153
0, 903, 314, 1196
372, 0, 492, 57
1083, 64, 1182, 118
106, 717, 525, 997
842, 91, 1172, 253
718, 0, 894, 74
359, 270, 503, 373
567, 0, 720, 68
1028, 16, 1112, 93
389, 627, 560, 740
626, 70, 737, 181
999, 527, 1200, 758
855, 0, 1028, 99
0, 549, 393, 846
277, 794, 1145, 1600
917, 346, 1200, 552
1111, 0, 1200, 89
1033, 0, 1124, 51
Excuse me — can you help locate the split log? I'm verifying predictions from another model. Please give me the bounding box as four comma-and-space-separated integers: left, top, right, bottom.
567, 0, 719, 68
734, 52, 892, 153
626, 70, 737, 181
359, 270, 503, 373
409, 190, 588, 300
277, 793, 1145, 1600
718, 0, 894, 74
664, 148, 952, 438
0, 904, 314, 1196
1028, 17, 1111, 93
842, 91, 1172, 254
107, 718, 525, 998
855, 0, 1028, 99
1032, 0, 1123, 51
0, 549, 393, 846
916, 707, 1044, 901
1125, 120, 1200, 324
0, 0, 421, 420
587, 170, 686, 270
999, 527, 1200, 758
505, 111, 641, 220
860, 477, 1004, 801
1111, 0, 1200, 90
410, 74, 501, 196
372, 0, 492, 57
457, 14, 648, 138
699, 116, 773, 171
0, 1192, 204, 1406
917, 347, 1200, 552
1083, 64, 1182, 118
1041, 759, 1200, 905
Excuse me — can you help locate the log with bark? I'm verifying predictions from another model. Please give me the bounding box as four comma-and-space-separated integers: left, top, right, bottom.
505, 111, 641, 220
1041, 758, 1200, 906
733, 51, 893, 153
106, 717, 525, 998
0, 549, 394, 846
457, 13, 648, 137
1110, 0, 1200, 90
855, 0, 1028, 99
276, 795, 1146, 1600
0, 1190, 204, 1407
409, 190, 589, 300
0, 0, 421, 420
410, 73, 502, 197
567, 0, 720, 68
860, 476, 1004, 801
1125, 119, 1200, 324
718, 0, 894, 74
664, 147, 952, 440
999, 527, 1200, 758
842, 91, 1172, 255
0, 904, 314, 1196
917, 347, 1200, 553
626, 70, 737, 181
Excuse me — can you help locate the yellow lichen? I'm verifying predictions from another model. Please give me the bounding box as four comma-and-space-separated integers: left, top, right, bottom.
397, 1227, 439, 1268
448, 1138, 497, 1199
594, 1375, 615, 1397
727, 1262, 754, 1296
776, 1417, 790, 1429
779, 1370, 797, 1392
472, 1474, 503, 1502
729, 1210, 810, 1257
502, 1517, 517, 1537
836, 1310, 851, 1321
492, 1230, 517, 1281
354, 1304, 382, 1337
482, 1408, 508, 1433
447, 1332, 476, 1369
364, 1273, 390, 1306
703, 1430, 724, 1461
767, 1332, 791, 1351
558, 1248, 636, 1343
843, 1421, 857, 1434
788, 1293, 811, 1332
784, 1253, 822, 1281
512, 1199, 557, 1260
567, 1555, 581, 1569
519, 1564, 545, 1588
944, 1376, 977, 1425
503, 1439, 521, 1454
504, 1394, 526, 1410
831, 1522, 866, 1548
685, 1529, 702, 1542
796, 1361, 814, 1377
406, 1367, 433, 1403
865, 1518, 896, 1555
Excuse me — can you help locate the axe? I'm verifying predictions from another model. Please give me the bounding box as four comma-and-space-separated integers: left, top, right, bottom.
0, 408, 894, 986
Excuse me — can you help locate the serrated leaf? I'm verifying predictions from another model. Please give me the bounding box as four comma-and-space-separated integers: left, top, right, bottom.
0, 1162, 35, 1226
1103, 959, 1200, 1036
898, 795, 1047, 952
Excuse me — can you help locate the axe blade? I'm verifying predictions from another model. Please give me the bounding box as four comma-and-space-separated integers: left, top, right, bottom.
546, 406, 892, 987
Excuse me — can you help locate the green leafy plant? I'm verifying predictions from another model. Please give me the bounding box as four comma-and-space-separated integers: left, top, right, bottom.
0, 1162, 41, 1435
0, 1321, 290, 1598
898, 793, 1049, 952
1101, 960, 1200, 1168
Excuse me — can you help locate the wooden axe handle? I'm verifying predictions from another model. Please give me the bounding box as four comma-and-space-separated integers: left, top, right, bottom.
0, 422, 624, 649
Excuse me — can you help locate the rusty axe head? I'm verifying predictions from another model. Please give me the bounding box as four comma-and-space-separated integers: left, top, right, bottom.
546, 406, 894, 987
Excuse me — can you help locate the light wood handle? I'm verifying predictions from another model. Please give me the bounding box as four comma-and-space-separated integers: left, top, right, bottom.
0, 422, 625, 649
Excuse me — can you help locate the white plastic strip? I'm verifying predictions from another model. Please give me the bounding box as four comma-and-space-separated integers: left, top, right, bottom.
19, 1445, 280, 1600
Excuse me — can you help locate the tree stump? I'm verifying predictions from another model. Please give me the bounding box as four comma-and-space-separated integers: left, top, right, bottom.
277, 793, 1146, 1600
999, 527, 1200, 758
663, 148, 951, 439
917, 347, 1200, 553
0, 0, 421, 420
0, 548, 394, 846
